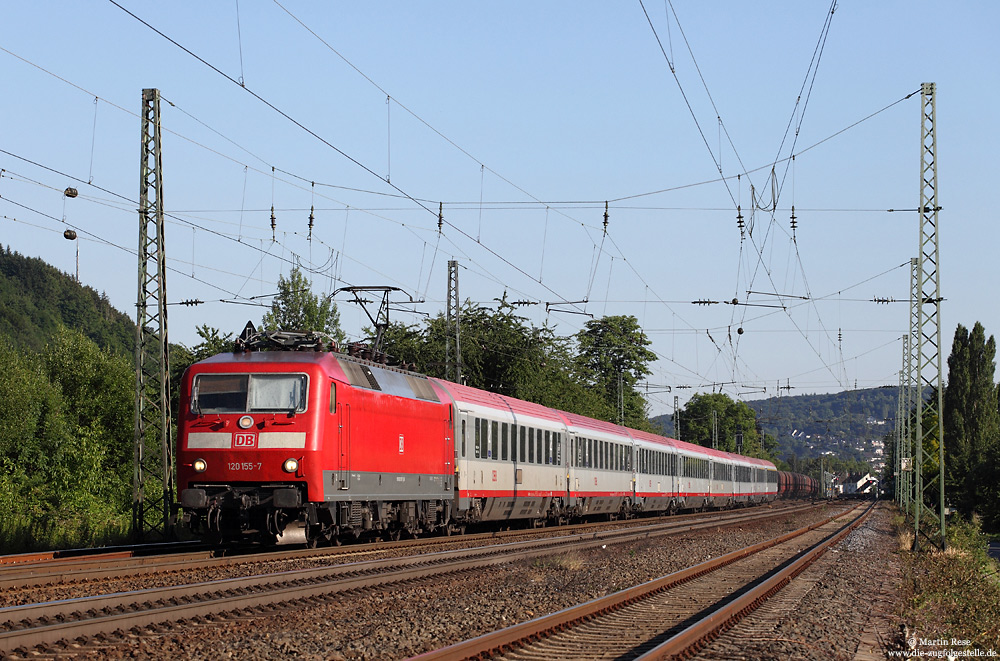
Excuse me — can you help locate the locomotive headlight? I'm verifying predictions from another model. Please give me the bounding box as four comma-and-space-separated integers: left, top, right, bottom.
282, 458, 299, 473
193, 458, 208, 473
238, 415, 254, 429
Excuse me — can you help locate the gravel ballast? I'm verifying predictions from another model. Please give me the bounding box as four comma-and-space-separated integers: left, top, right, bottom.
25, 502, 905, 660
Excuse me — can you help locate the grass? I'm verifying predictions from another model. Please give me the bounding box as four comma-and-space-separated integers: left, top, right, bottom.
0, 511, 130, 554
531, 552, 588, 572
897, 510, 1000, 652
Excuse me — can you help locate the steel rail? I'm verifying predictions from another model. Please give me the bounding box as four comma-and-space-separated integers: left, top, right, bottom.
0, 502, 818, 590
639, 500, 876, 659
410, 503, 864, 660
0, 503, 834, 656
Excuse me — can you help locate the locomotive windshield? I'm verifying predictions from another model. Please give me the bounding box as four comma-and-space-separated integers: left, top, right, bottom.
192, 373, 308, 414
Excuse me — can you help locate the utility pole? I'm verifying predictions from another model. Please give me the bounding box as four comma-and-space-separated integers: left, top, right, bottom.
892, 364, 910, 508
133, 88, 173, 542
902, 261, 920, 515
618, 371, 624, 426
446, 260, 461, 383
913, 82, 946, 551
712, 410, 718, 450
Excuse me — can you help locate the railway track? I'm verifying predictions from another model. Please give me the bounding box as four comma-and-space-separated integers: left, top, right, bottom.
412, 500, 872, 660
0, 501, 816, 591
0, 502, 830, 657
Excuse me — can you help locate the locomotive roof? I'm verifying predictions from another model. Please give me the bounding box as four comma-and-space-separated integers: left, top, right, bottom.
196, 350, 337, 366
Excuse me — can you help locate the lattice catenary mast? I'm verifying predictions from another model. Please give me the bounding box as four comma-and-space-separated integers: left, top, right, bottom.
133, 88, 173, 541
912, 82, 946, 551
446, 259, 461, 383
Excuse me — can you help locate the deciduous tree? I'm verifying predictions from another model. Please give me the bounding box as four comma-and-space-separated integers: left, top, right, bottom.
680, 392, 769, 458
260, 265, 344, 343
575, 315, 657, 430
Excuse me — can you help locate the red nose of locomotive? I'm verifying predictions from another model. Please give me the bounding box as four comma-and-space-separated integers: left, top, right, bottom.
176, 365, 324, 539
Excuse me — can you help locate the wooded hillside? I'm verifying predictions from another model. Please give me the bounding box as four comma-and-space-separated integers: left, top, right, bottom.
0, 245, 134, 355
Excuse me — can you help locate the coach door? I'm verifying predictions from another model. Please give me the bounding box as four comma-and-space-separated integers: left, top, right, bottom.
444, 406, 454, 492
336, 401, 351, 490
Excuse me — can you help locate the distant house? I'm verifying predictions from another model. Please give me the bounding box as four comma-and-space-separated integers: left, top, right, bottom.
844, 473, 879, 495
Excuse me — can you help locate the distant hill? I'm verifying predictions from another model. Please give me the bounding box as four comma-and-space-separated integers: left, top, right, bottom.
651, 387, 912, 463
0, 245, 135, 355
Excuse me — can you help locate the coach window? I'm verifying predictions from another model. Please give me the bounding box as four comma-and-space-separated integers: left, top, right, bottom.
555, 433, 561, 465
461, 420, 466, 458
481, 418, 490, 459
491, 421, 499, 460
502, 423, 509, 461
543, 430, 550, 465
528, 428, 535, 464
520, 426, 526, 464
510, 424, 517, 462
474, 418, 481, 459
536, 432, 542, 467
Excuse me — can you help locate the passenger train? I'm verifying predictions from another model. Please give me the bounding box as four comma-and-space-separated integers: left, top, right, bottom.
176, 330, 816, 546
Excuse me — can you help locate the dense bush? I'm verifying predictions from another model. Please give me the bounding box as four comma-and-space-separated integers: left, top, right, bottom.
900, 514, 1000, 651
0, 329, 133, 553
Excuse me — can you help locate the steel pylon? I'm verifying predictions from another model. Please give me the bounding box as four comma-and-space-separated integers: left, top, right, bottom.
133, 88, 173, 542
912, 82, 946, 551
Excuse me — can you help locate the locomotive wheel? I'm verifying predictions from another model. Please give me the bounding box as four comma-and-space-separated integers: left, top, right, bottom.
306, 525, 325, 548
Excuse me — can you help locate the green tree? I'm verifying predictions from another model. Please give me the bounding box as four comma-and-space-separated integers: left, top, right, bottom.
260, 265, 344, 343
0, 329, 133, 552
943, 322, 1000, 527
679, 392, 769, 458
575, 315, 657, 430
374, 299, 611, 420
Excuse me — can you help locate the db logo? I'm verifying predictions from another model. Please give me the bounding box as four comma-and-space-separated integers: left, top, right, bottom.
233, 432, 257, 448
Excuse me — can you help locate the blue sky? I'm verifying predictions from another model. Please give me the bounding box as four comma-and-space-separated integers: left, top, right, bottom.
2, 2, 996, 416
